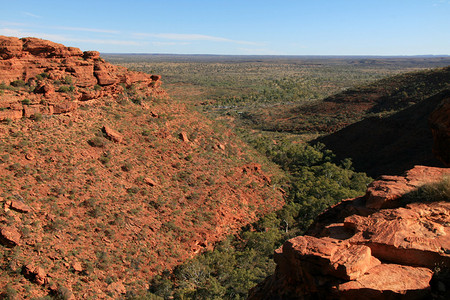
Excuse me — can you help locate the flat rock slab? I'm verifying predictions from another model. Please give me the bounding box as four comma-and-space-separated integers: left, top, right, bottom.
7, 199, 32, 213
281, 235, 380, 281
365, 165, 450, 209
345, 201, 450, 268
336, 264, 433, 299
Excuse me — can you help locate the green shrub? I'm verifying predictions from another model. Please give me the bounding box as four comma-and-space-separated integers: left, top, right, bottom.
58, 86, 70, 93
57, 85, 75, 93
99, 152, 111, 166
141, 129, 152, 136
121, 162, 133, 172
402, 177, 450, 203
0, 82, 14, 90
32, 113, 43, 121
35, 72, 50, 80
131, 97, 142, 105
64, 75, 73, 85
21, 99, 31, 105
10, 79, 26, 87
87, 137, 106, 147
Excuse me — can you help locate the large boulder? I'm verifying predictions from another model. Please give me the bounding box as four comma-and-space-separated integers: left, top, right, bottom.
22, 264, 47, 285
94, 61, 118, 86
0, 226, 21, 247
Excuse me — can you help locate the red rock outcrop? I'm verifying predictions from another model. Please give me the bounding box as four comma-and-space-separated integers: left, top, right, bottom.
0, 35, 166, 121
22, 264, 47, 285
5, 199, 32, 213
179, 131, 190, 142
249, 165, 450, 299
0, 226, 21, 247
103, 125, 124, 143
365, 165, 450, 209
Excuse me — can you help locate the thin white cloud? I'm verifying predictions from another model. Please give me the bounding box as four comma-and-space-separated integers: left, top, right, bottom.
1, 22, 120, 35
0, 28, 74, 42
52, 26, 120, 34
22, 12, 42, 18
0, 21, 27, 27
0, 28, 142, 46
133, 32, 258, 45
72, 38, 142, 46
0, 28, 29, 37
152, 41, 190, 46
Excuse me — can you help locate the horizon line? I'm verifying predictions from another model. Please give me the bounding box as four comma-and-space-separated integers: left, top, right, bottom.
100, 53, 450, 57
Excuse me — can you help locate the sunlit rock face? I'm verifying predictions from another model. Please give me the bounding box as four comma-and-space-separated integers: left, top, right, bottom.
249, 165, 450, 300
0, 35, 165, 121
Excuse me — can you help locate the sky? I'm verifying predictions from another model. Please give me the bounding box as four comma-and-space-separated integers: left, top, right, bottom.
1, 0, 450, 55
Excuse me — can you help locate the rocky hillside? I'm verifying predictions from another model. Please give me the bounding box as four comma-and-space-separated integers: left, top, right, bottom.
248, 95, 450, 299
315, 89, 449, 177
0, 36, 285, 298
242, 65, 450, 134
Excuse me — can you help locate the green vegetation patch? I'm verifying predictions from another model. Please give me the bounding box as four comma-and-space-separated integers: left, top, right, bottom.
402, 177, 450, 204
146, 138, 371, 299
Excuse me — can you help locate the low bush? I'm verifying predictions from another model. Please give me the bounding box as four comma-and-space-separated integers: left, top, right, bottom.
10, 79, 26, 87
87, 137, 106, 148
402, 177, 450, 204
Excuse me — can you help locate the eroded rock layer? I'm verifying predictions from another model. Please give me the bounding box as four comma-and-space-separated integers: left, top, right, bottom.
249, 165, 450, 299
0, 35, 165, 121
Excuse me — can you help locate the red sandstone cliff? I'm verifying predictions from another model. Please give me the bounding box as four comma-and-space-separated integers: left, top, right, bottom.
0, 37, 285, 298
249, 166, 450, 299
0, 35, 165, 121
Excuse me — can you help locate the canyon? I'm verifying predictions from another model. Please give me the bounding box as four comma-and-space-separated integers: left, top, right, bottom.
0, 35, 449, 299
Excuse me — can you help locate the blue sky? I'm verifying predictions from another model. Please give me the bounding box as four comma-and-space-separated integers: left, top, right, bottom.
1, 0, 449, 55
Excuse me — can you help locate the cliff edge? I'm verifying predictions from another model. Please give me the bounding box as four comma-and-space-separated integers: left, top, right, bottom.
0, 35, 165, 121
249, 166, 450, 299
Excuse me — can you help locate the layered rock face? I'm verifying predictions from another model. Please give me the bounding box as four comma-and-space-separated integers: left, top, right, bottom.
0, 35, 165, 121
249, 165, 450, 299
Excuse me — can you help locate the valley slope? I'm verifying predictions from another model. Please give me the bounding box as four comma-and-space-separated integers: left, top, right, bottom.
248, 67, 450, 299
0, 36, 284, 298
